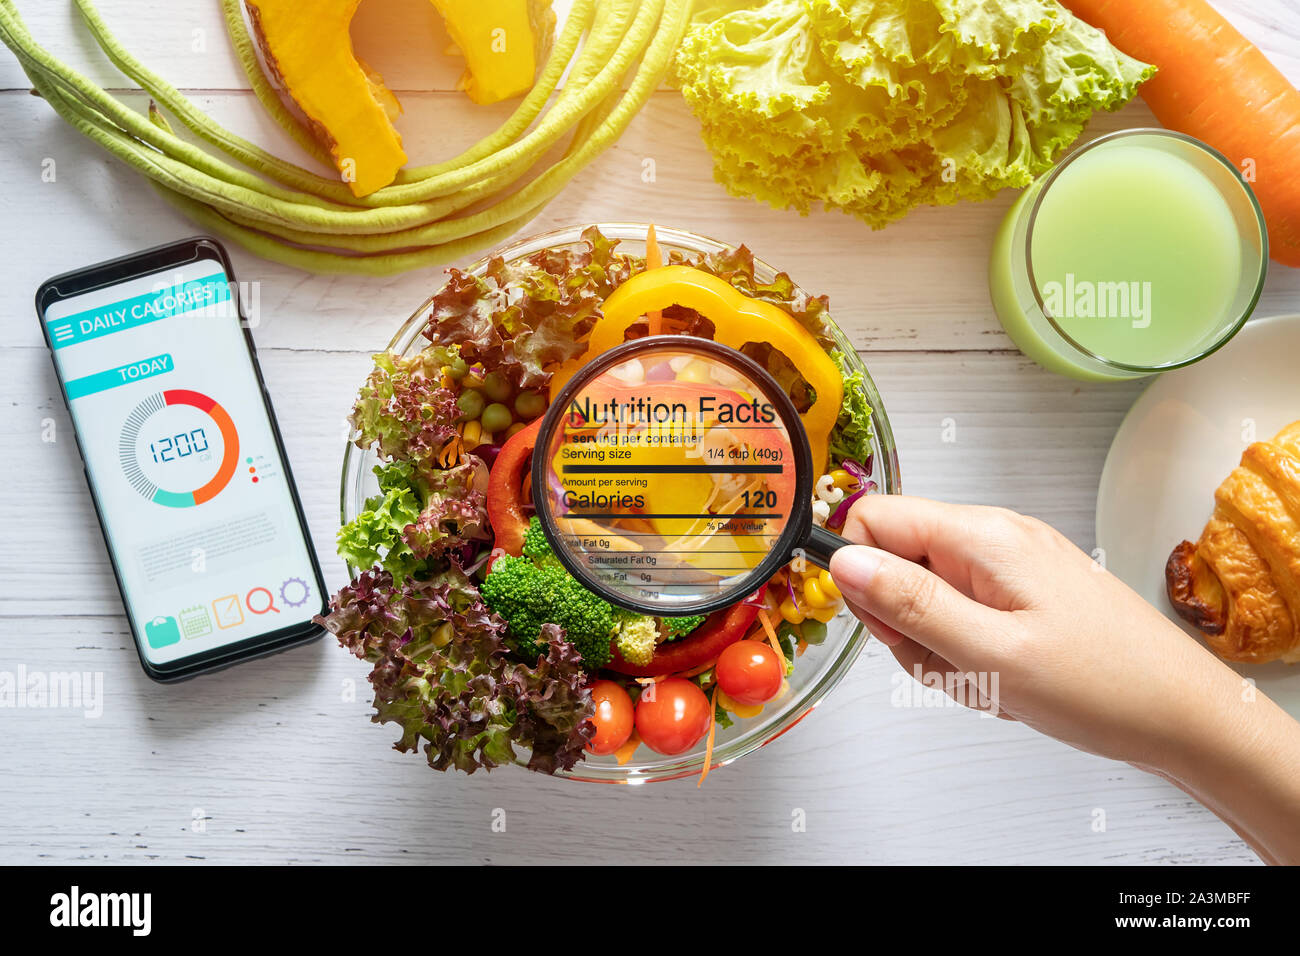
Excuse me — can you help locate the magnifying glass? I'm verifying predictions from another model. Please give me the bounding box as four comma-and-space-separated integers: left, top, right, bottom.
246, 586, 280, 615
533, 336, 849, 616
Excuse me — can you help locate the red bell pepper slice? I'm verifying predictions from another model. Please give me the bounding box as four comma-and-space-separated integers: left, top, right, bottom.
486, 415, 544, 556
604, 595, 764, 677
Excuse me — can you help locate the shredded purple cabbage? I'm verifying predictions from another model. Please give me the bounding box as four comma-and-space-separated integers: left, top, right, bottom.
839, 457, 871, 484
829, 480, 878, 529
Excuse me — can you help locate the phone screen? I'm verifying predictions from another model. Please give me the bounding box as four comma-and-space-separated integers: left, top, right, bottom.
42, 248, 323, 673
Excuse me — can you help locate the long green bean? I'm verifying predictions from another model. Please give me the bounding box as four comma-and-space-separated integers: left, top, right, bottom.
0, 0, 689, 273
218, 0, 598, 195
2, 0, 654, 231
75, 0, 358, 201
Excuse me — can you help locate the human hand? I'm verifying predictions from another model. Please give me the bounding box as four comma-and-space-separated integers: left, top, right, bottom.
828, 496, 1300, 865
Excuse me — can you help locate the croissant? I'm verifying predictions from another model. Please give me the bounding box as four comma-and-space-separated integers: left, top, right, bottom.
1166, 420, 1300, 664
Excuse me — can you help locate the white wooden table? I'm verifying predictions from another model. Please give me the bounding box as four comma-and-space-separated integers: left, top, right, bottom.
2, 0, 1297, 866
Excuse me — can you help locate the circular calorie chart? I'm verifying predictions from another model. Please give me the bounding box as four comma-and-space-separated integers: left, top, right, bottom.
118, 388, 240, 508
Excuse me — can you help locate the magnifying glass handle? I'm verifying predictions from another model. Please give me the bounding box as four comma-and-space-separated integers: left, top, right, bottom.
804, 524, 850, 570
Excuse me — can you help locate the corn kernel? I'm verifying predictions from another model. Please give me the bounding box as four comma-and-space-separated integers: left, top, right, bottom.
803, 577, 833, 608
830, 469, 856, 491
678, 361, 713, 384
718, 689, 763, 718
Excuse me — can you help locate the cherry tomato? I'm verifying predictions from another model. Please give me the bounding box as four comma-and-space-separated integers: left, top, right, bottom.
586, 680, 635, 755
715, 640, 783, 706
634, 678, 712, 756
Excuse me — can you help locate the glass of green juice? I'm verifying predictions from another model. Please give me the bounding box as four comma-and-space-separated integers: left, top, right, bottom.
989, 129, 1268, 382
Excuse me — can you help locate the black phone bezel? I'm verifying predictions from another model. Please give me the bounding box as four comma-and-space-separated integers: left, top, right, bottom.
35, 236, 328, 682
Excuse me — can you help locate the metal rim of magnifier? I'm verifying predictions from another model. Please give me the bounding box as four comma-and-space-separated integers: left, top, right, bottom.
533, 335, 815, 616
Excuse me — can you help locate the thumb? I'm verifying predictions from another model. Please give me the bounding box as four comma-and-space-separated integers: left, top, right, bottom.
829, 545, 1001, 665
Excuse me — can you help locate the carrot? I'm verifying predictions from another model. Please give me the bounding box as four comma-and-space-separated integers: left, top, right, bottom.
757, 608, 786, 664
614, 732, 641, 766
1061, 0, 1300, 266
678, 658, 718, 679
645, 222, 665, 335
698, 686, 719, 787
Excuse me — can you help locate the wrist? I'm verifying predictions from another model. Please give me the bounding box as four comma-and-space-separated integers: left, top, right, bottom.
1146, 664, 1300, 864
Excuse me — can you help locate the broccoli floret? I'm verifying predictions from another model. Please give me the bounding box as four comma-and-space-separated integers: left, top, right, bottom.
614, 613, 660, 666
663, 614, 707, 639
521, 516, 556, 565
481, 554, 614, 668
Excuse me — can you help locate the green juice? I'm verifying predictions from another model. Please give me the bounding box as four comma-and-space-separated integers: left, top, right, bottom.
989, 132, 1260, 381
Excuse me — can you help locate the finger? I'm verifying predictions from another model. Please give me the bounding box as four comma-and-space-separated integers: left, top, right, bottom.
830, 544, 1004, 667
843, 597, 906, 647
888, 638, 1011, 718
838, 495, 1020, 600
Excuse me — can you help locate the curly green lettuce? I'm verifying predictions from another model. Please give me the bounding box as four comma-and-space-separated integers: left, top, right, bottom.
422, 225, 641, 389
403, 458, 491, 562
337, 461, 427, 583
349, 346, 462, 471
828, 349, 874, 465
673, 0, 1155, 228
338, 459, 490, 583
320, 567, 594, 775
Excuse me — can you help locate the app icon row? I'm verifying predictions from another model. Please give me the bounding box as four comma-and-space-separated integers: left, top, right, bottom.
144, 577, 312, 648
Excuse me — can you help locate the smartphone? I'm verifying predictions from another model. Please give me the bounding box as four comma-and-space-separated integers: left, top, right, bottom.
36, 237, 327, 681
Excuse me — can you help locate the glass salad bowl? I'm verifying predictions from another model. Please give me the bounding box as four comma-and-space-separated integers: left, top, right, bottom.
340, 223, 900, 784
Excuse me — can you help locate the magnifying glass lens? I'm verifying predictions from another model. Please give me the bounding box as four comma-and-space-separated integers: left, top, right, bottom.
535, 339, 811, 616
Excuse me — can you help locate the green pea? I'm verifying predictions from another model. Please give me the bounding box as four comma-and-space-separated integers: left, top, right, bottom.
480, 402, 513, 434
456, 389, 485, 420
483, 370, 512, 403
799, 619, 828, 646
514, 389, 547, 419
445, 355, 469, 380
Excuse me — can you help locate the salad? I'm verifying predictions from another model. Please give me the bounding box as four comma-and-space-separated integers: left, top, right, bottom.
319, 226, 877, 776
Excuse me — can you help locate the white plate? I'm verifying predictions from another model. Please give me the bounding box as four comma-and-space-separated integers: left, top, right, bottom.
1096, 314, 1300, 717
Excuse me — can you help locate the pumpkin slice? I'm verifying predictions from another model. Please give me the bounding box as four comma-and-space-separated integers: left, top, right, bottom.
432, 0, 555, 105
245, 0, 407, 198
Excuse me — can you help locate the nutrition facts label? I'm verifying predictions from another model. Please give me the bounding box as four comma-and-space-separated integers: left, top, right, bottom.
538, 342, 800, 612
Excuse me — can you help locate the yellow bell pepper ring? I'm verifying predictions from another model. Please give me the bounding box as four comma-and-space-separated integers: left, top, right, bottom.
548, 265, 843, 474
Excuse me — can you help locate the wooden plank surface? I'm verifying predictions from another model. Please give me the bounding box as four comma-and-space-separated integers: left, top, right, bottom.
0, 0, 1296, 865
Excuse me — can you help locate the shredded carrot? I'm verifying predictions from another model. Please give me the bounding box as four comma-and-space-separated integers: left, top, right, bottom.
645, 223, 663, 269
615, 732, 641, 766
679, 658, 718, 679
438, 435, 463, 468
796, 639, 808, 657
698, 686, 719, 787
758, 608, 785, 662
646, 223, 665, 335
